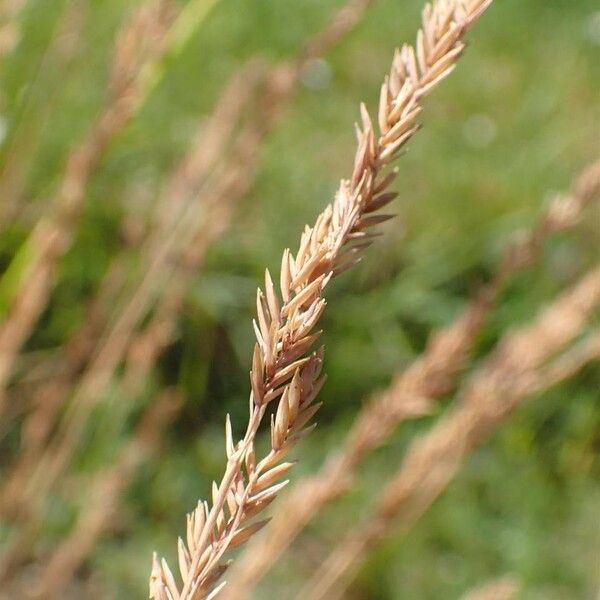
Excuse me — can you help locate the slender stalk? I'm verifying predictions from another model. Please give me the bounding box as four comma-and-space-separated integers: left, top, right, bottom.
224, 159, 600, 598
299, 264, 600, 600
151, 2, 494, 598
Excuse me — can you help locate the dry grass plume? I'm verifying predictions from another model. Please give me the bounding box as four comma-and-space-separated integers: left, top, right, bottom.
150, 1, 494, 598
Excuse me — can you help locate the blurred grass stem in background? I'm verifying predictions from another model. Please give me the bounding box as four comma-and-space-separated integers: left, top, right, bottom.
0, 0, 220, 415
224, 159, 600, 599
299, 262, 600, 600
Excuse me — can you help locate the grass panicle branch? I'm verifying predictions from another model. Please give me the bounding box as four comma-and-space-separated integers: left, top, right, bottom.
151, 1, 493, 598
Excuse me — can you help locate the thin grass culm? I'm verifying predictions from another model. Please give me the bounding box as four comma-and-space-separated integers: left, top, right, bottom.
149, 1, 494, 598
299, 263, 600, 600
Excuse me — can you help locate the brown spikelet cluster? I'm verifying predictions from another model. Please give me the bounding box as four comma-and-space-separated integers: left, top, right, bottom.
150, 1, 494, 597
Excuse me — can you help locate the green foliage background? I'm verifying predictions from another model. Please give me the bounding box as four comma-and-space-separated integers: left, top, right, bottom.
0, 0, 599, 597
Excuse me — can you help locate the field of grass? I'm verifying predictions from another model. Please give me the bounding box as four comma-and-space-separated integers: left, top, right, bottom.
0, 0, 598, 598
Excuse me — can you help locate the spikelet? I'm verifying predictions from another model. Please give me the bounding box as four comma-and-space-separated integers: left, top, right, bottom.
151, 1, 494, 598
